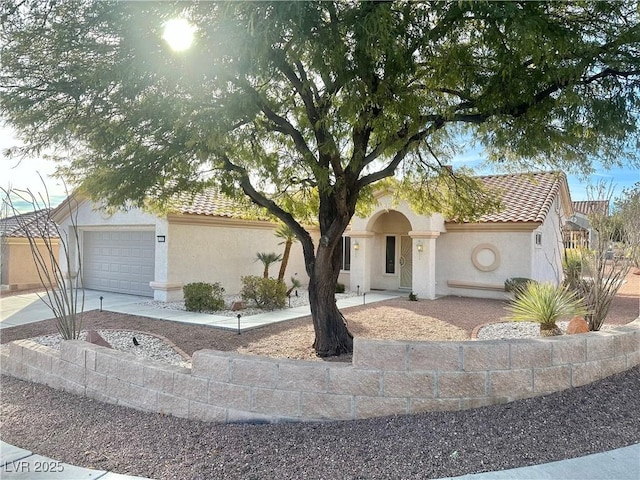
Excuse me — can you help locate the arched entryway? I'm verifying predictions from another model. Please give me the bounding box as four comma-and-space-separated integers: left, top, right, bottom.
367, 210, 413, 291
347, 193, 444, 299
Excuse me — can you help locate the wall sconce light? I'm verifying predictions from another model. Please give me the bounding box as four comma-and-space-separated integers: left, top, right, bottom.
157, 235, 166, 243
416, 241, 423, 252
353, 241, 359, 251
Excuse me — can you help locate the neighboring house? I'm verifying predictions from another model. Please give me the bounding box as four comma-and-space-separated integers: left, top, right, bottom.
563, 200, 609, 249
53, 171, 573, 302
344, 171, 573, 300
0, 209, 60, 292
52, 191, 314, 301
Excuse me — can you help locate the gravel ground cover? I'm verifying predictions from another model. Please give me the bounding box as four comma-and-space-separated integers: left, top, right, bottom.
1, 271, 638, 479
31, 330, 191, 368
1, 367, 639, 480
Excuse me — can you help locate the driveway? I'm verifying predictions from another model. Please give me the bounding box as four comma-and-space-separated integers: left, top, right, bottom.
0, 290, 149, 329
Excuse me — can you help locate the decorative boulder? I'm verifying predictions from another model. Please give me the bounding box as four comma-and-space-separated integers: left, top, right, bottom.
86, 330, 112, 348
231, 301, 245, 311
567, 316, 589, 335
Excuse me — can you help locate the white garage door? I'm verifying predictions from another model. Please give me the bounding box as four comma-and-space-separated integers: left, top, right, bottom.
83, 230, 155, 297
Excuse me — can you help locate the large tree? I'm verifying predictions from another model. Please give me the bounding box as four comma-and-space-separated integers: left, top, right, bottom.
1, 1, 639, 356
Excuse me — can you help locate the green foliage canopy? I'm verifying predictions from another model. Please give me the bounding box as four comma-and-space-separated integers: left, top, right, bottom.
2, 2, 638, 232
2, 1, 639, 355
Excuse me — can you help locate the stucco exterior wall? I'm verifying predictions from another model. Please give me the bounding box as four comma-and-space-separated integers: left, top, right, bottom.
435, 228, 533, 299
0, 238, 60, 291
3, 318, 638, 423
165, 219, 310, 295
531, 197, 565, 284
349, 195, 445, 296
55, 199, 314, 300
350, 194, 445, 233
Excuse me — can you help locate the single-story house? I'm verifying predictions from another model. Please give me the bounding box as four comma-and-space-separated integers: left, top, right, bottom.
563, 200, 609, 249
52, 191, 314, 301
344, 171, 572, 300
53, 171, 573, 302
0, 209, 60, 292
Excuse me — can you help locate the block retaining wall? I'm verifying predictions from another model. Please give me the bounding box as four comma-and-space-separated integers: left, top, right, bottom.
2, 318, 639, 423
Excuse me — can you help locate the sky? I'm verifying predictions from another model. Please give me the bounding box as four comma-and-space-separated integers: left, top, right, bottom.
0, 125, 69, 213
1, 123, 639, 214
449, 147, 640, 204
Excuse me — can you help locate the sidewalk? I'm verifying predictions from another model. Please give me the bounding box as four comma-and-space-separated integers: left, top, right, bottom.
1, 441, 149, 479
2, 440, 638, 480
0, 289, 399, 332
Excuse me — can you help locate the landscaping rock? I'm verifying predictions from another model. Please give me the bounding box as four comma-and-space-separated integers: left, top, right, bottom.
231, 301, 245, 311
86, 330, 112, 348
567, 316, 589, 334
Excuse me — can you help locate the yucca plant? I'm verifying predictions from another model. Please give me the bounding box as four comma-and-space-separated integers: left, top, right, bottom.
506, 282, 587, 336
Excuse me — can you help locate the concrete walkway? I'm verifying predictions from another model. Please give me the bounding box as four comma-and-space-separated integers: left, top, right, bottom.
2, 440, 638, 480
1, 290, 639, 479
0, 441, 149, 479
0, 289, 399, 332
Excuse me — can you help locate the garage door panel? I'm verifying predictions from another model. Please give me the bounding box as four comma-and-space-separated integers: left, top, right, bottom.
83, 230, 155, 297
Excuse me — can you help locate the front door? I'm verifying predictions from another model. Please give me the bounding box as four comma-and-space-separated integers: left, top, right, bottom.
399, 235, 412, 289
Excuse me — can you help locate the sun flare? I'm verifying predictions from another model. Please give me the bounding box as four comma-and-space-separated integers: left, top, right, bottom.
162, 18, 195, 52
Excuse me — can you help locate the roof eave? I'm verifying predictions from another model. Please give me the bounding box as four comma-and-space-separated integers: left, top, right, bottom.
444, 221, 542, 232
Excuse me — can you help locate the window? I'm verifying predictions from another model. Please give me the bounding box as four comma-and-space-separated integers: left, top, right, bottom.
385, 236, 396, 274
340, 236, 351, 271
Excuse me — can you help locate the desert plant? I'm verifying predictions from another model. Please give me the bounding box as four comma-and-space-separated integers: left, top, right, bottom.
1, 181, 84, 340
275, 224, 298, 282
286, 275, 302, 297
408, 292, 418, 301
335, 282, 346, 294
562, 249, 586, 291
255, 252, 282, 279
506, 282, 586, 336
240, 275, 287, 310
183, 282, 225, 312
504, 277, 537, 300
562, 182, 640, 330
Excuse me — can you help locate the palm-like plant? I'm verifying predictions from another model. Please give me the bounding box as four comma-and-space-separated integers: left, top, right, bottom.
506, 282, 587, 336
275, 224, 298, 282
255, 252, 282, 279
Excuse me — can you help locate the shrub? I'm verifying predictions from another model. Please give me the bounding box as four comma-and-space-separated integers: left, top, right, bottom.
286, 275, 302, 296
240, 275, 287, 310
504, 277, 536, 299
183, 282, 225, 312
562, 248, 588, 291
335, 282, 346, 293
408, 292, 418, 301
506, 282, 586, 336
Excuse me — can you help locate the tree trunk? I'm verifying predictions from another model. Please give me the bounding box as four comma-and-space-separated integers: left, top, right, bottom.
277, 240, 292, 282
308, 246, 353, 357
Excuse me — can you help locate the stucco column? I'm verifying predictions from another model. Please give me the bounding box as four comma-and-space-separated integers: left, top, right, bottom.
409, 231, 440, 300
348, 231, 374, 294
150, 219, 182, 301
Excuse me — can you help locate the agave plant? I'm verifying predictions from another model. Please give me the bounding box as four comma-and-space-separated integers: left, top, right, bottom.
506, 282, 587, 336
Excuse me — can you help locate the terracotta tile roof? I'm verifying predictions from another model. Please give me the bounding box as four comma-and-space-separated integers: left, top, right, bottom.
572, 200, 609, 216
451, 171, 568, 224
0, 209, 60, 238
171, 172, 569, 225
172, 190, 270, 220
